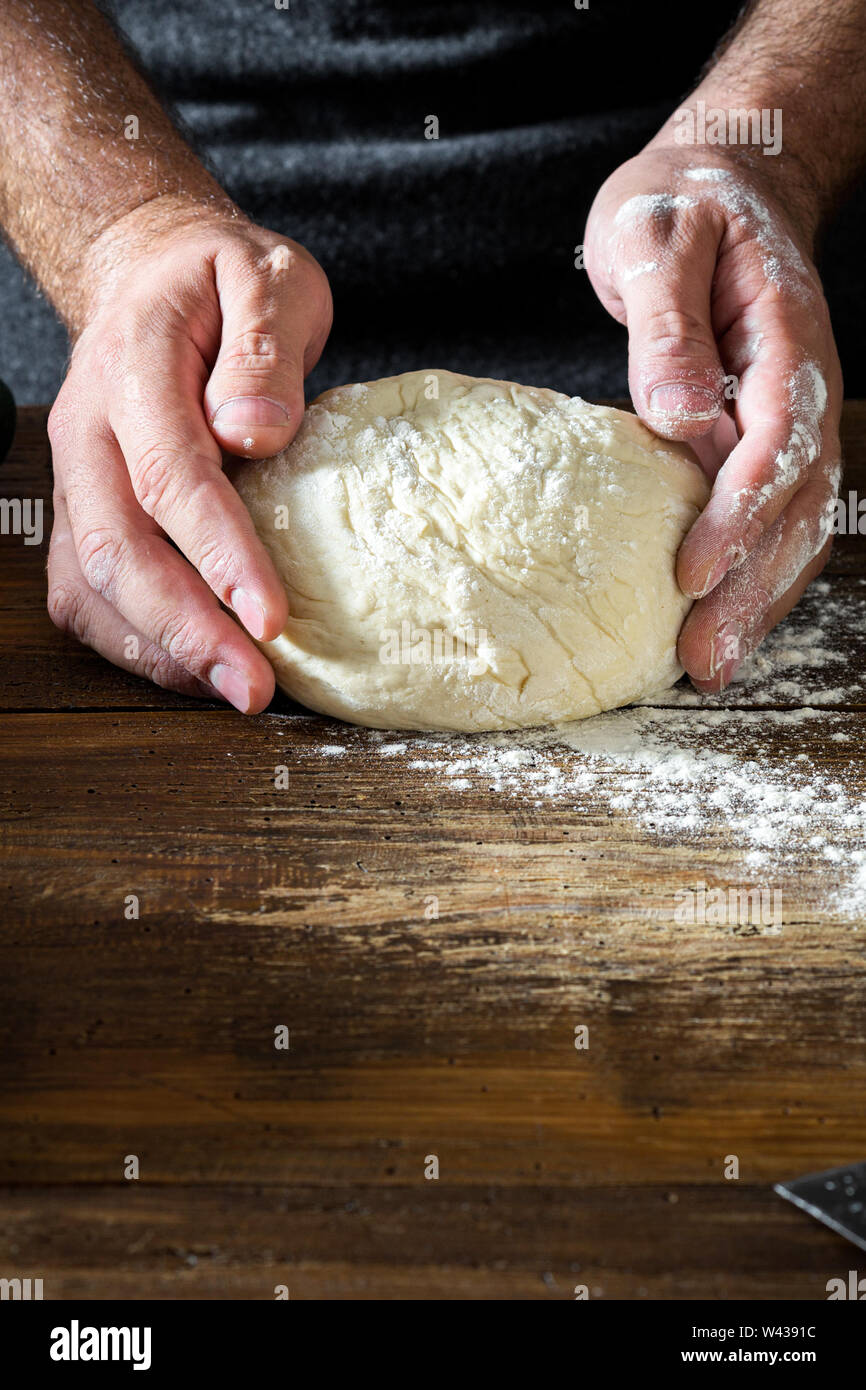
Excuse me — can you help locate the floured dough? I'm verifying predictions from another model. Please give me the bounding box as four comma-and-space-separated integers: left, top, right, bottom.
232, 369, 709, 732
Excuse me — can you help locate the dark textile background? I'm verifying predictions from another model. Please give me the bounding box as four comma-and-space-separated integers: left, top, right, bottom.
1, 0, 863, 404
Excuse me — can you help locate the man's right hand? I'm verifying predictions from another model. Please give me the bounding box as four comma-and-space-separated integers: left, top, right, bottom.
46, 198, 333, 712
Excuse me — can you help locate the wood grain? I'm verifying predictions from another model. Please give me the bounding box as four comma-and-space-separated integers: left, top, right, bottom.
1, 406, 866, 1300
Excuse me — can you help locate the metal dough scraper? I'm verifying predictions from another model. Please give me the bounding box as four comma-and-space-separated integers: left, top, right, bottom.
775, 1161, 866, 1252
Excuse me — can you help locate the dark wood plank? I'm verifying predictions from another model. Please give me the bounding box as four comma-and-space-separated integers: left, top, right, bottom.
0, 1185, 850, 1300
3, 406, 866, 1300
2, 712, 865, 1190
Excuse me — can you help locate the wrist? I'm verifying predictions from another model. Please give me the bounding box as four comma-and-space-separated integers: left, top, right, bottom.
67, 191, 244, 338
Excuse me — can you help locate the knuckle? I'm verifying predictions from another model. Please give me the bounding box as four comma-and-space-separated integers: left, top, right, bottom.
641, 307, 715, 358
195, 537, 236, 597
47, 398, 76, 451
131, 442, 178, 516
46, 579, 88, 638
740, 513, 767, 558
221, 329, 285, 376
253, 240, 305, 288
154, 608, 207, 669
786, 419, 822, 472
137, 643, 181, 690
822, 452, 842, 492
77, 526, 124, 596
94, 329, 130, 384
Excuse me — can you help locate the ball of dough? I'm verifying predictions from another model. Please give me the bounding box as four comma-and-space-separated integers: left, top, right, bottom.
232, 370, 709, 732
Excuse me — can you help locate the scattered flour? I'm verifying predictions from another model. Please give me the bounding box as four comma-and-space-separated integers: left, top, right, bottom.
283, 578, 866, 922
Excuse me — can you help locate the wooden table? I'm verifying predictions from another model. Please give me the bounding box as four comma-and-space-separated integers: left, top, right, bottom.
1, 405, 865, 1301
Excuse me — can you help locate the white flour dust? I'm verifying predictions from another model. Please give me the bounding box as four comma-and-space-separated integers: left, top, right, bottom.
622, 260, 660, 283
612, 168, 813, 297
282, 578, 866, 920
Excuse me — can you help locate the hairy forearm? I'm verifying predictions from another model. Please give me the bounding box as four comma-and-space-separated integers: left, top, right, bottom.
651, 0, 866, 235
0, 0, 235, 331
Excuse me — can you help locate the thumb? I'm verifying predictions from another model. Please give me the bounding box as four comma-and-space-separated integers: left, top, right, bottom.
205, 243, 320, 459
621, 244, 725, 442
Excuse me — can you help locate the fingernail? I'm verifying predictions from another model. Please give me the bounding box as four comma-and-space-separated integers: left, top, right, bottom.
648, 384, 720, 421
230, 586, 266, 640
209, 663, 252, 712
211, 396, 290, 428
698, 552, 734, 598
711, 620, 744, 688
695, 543, 748, 599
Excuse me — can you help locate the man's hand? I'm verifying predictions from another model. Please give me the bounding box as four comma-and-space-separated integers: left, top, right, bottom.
585, 145, 841, 692
584, 0, 866, 692
0, 2, 334, 710
46, 200, 332, 711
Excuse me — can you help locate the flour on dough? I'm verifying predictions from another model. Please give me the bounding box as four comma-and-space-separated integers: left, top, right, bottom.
231, 369, 709, 732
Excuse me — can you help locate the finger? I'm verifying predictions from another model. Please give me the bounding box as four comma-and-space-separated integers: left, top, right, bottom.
205, 240, 330, 458
677, 344, 837, 600
686, 406, 741, 480
59, 431, 277, 714
46, 493, 217, 700
611, 201, 726, 440
104, 336, 290, 642
678, 473, 836, 690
